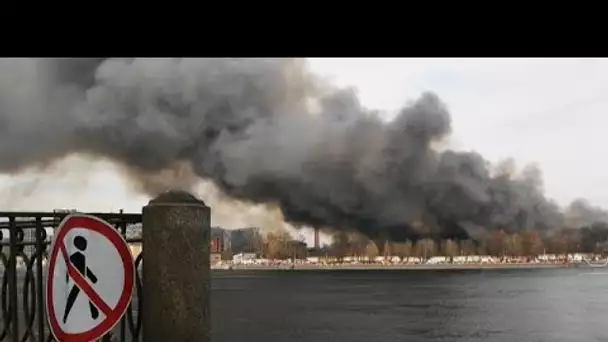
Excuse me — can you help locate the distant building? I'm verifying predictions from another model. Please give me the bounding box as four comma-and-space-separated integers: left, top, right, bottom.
210, 253, 222, 264
126, 223, 143, 240
211, 226, 262, 254
287, 240, 308, 259
52, 209, 78, 213
211, 227, 231, 253
229, 227, 262, 254
233, 252, 257, 264
308, 246, 330, 258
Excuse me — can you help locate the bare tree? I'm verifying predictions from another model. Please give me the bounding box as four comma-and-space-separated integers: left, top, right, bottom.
414, 238, 437, 260
548, 232, 569, 254
391, 241, 413, 259
365, 241, 379, 259
475, 235, 489, 255
329, 231, 350, 260
251, 230, 266, 257
403, 240, 413, 259
441, 239, 459, 259
265, 231, 293, 259
506, 233, 524, 257
521, 229, 545, 256
459, 239, 476, 256
349, 232, 371, 256
487, 230, 511, 256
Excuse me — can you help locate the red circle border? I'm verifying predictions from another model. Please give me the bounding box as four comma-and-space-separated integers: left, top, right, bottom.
45, 214, 136, 342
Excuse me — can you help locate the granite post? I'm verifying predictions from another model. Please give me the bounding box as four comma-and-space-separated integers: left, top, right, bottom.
142, 190, 211, 342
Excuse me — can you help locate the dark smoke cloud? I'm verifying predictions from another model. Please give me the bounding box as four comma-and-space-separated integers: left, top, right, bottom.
0, 58, 605, 244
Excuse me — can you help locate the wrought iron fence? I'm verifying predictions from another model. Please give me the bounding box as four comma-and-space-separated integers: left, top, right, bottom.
0, 211, 143, 342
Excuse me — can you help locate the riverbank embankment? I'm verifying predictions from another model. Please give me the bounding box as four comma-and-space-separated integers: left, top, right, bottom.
213, 262, 582, 271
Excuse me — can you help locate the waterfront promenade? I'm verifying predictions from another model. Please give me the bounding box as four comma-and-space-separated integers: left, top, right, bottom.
214, 262, 581, 271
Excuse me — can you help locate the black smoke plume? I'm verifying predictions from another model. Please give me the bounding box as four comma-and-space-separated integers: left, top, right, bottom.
0, 58, 604, 245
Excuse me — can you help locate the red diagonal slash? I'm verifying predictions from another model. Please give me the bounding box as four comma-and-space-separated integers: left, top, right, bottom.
59, 242, 113, 317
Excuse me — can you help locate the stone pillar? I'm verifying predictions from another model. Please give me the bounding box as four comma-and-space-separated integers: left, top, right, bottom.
142, 190, 211, 342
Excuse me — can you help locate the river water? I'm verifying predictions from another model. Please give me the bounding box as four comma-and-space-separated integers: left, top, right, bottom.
212, 268, 608, 342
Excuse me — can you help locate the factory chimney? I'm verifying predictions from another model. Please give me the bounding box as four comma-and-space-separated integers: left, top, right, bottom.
314, 227, 320, 249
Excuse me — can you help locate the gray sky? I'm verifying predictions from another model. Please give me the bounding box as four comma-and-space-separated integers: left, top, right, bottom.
0, 58, 605, 246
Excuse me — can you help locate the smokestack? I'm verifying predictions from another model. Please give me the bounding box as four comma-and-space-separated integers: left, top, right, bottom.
314, 227, 320, 249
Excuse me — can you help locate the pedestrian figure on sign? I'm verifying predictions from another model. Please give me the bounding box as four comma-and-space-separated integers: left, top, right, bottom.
63, 235, 99, 323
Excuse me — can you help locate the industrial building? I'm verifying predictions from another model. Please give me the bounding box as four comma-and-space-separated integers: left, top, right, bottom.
211, 226, 262, 254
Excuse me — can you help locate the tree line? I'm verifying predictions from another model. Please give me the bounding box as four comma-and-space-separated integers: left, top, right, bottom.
222, 223, 608, 259
224, 230, 309, 260
327, 223, 608, 258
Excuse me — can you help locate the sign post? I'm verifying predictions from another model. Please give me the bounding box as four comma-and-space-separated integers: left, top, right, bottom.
46, 214, 135, 342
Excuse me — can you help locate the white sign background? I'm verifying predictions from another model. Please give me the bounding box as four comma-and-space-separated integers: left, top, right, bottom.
51, 227, 125, 334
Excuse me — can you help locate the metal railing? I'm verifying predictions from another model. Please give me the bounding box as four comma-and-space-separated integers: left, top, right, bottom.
0, 212, 143, 342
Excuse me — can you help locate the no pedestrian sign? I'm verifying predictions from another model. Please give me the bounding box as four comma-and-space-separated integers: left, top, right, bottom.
46, 214, 135, 342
